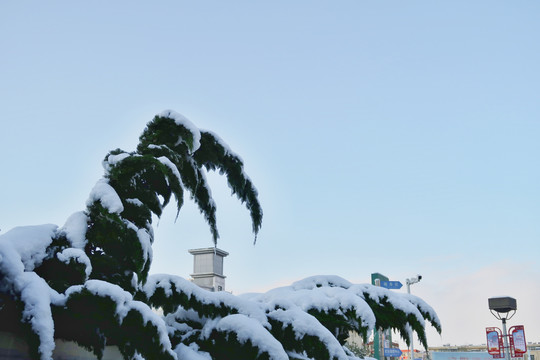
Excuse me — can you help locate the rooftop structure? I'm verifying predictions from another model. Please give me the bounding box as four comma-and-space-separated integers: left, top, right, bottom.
188, 247, 229, 292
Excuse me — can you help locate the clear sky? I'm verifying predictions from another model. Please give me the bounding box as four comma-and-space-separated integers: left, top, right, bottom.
1, 0, 539, 349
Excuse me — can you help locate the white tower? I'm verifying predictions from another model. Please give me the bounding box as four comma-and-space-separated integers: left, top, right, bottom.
188, 247, 229, 292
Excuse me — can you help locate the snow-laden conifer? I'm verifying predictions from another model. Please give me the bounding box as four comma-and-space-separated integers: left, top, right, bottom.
0, 111, 440, 360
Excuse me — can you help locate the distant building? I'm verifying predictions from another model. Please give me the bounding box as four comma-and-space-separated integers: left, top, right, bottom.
347, 331, 401, 360
189, 247, 229, 292
429, 344, 540, 360
401, 349, 426, 360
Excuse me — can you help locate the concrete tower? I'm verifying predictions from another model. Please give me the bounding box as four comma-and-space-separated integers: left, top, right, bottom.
188, 247, 229, 292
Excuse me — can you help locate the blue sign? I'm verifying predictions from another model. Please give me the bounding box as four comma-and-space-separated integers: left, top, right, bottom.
384, 348, 403, 357
380, 281, 403, 290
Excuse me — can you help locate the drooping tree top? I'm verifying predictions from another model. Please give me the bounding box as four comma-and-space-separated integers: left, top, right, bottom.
84, 110, 264, 291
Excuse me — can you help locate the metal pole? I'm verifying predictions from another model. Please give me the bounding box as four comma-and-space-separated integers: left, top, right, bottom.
381, 328, 385, 360
407, 282, 415, 360
501, 318, 511, 360
374, 278, 385, 360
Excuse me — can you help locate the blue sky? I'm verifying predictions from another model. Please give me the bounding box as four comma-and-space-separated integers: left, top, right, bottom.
1, 1, 539, 347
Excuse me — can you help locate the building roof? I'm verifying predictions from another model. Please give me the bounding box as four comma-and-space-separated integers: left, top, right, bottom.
188, 247, 229, 257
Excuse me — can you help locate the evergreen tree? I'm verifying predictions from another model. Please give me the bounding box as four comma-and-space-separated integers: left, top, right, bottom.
0, 110, 441, 360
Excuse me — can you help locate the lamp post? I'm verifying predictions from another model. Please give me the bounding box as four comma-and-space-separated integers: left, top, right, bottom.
488, 297, 517, 360
406, 275, 422, 360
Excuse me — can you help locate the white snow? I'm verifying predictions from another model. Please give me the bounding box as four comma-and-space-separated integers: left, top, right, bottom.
405, 293, 441, 329
143, 274, 269, 326
131, 352, 145, 360
0, 224, 57, 272
137, 227, 153, 258
291, 275, 353, 290
131, 273, 139, 290
106, 152, 131, 166
268, 308, 349, 360
203, 314, 288, 360
159, 110, 201, 153
157, 156, 183, 188
86, 179, 124, 214
174, 343, 212, 360
17, 272, 60, 360
101, 152, 132, 173
124, 220, 153, 266
351, 284, 425, 326
65, 280, 133, 312
65, 280, 176, 357
0, 225, 65, 360
129, 299, 175, 352
126, 198, 144, 206
199, 129, 259, 199
58, 211, 88, 248
245, 279, 376, 331
56, 248, 92, 277
199, 129, 238, 161
165, 310, 195, 334
167, 307, 203, 327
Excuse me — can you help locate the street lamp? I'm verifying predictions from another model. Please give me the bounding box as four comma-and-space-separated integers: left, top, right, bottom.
488, 296, 517, 360
406, 275, 422, 360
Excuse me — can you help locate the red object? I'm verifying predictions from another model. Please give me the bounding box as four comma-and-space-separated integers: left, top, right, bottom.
509, 325, 527, 357
486, 327, 504, 358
